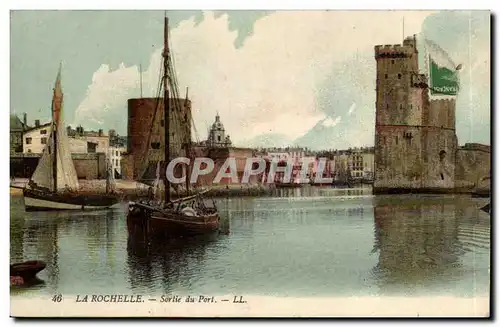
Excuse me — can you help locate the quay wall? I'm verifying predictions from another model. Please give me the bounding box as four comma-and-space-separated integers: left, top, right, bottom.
10, 153, 106, 180
455, 144, 491, 192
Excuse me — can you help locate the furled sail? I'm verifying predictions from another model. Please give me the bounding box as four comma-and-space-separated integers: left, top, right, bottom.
30, 65, 79, 192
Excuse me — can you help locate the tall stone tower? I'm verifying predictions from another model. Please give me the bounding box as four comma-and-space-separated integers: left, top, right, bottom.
373, 35, 457, 193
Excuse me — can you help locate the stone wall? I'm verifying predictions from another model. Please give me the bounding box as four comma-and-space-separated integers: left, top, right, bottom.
455, 144, 491, 190
9, 153, 106, 180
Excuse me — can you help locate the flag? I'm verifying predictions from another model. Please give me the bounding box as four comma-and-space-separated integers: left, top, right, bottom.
424, 38, 461, 97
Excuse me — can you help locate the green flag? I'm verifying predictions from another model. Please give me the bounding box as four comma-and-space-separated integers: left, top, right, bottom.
429, 56, 460, 96
424, 38, 461, 97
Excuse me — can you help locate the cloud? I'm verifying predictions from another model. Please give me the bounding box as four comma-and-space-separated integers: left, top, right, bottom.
321, 116, 341, 127
73, 11, 433, 145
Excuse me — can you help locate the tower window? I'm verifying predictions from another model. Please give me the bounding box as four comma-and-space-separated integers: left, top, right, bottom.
440, 173, 444, 180
439, 150, 446, 162
385, 74, 388, 79
160, 119, 164, 127
398, 73, 402, 79
217, 135, 221, 142
400, 104, 403, 109
395, 136, 398, 145
391, 60, 395, 64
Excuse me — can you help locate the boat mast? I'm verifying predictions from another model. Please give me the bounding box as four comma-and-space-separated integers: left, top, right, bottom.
52, 65, 61, 192
52, 120, 57, 192
185, 86, 190, 195
163, 16, 170, 203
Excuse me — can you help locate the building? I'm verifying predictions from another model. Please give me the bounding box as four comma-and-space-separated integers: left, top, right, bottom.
23, 122, 99, 154
67, 126, 109, 154
374, 36, 458, 193
10, 113, 29, 153
23, 120, 53, 153
206, 113, 232, 148
361, 150, 375, 181
374, 36, 489, 193
107, 146, 126, 178
108, 130, 127, 178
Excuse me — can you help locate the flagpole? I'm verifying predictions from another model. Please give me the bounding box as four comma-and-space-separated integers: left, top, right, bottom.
402, 16, 405, 42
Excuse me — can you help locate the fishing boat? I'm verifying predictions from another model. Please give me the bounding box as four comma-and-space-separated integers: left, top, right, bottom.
127, 15, 221, 236
22, 66, 120, 211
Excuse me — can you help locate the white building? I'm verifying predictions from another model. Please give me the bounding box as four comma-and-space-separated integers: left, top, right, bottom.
361, 152, 374, 180
23, 121, 52, 153
23, 121, 102, 155
108, 146, 126, 177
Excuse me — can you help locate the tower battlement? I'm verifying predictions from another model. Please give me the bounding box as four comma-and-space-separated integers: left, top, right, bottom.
374, 44, 415, 59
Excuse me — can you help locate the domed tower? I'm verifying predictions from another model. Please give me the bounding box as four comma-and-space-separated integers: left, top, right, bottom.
208, 113, 230, 147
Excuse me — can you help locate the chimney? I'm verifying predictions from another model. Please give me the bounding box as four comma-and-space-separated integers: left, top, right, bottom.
35, 119, 40, 127
23, 113, 27, 127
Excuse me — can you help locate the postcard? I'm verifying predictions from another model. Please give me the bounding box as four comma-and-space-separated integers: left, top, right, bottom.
9, 9, 491, 318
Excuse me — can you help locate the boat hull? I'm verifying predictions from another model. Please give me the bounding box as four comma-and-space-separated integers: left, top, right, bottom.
127, 201, 221, 236
10, 260, 46, 281
23, 188, 119, 211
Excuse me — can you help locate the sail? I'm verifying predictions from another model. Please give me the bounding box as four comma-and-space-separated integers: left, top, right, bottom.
30, 65, 79, 192
53, 64, 79, 191
56, 118, 79, 191
30, 125, 56, 191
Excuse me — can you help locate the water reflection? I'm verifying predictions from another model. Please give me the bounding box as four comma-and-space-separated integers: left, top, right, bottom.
10, 191, 490, 298
10, 196, 127, 294
372, 195, 490, 296
126, 226, 220, 294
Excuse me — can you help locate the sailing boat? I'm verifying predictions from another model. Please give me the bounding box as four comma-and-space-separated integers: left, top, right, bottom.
127, 16, 221, 235
22, 65, 120, 211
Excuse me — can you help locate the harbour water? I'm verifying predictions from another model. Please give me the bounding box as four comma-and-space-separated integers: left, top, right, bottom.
10, 187, 490, 298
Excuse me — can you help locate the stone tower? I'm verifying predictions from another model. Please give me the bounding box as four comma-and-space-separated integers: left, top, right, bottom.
373, 35, 457, 193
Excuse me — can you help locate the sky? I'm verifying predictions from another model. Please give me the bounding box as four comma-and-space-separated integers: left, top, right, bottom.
10, 10, 490, 150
